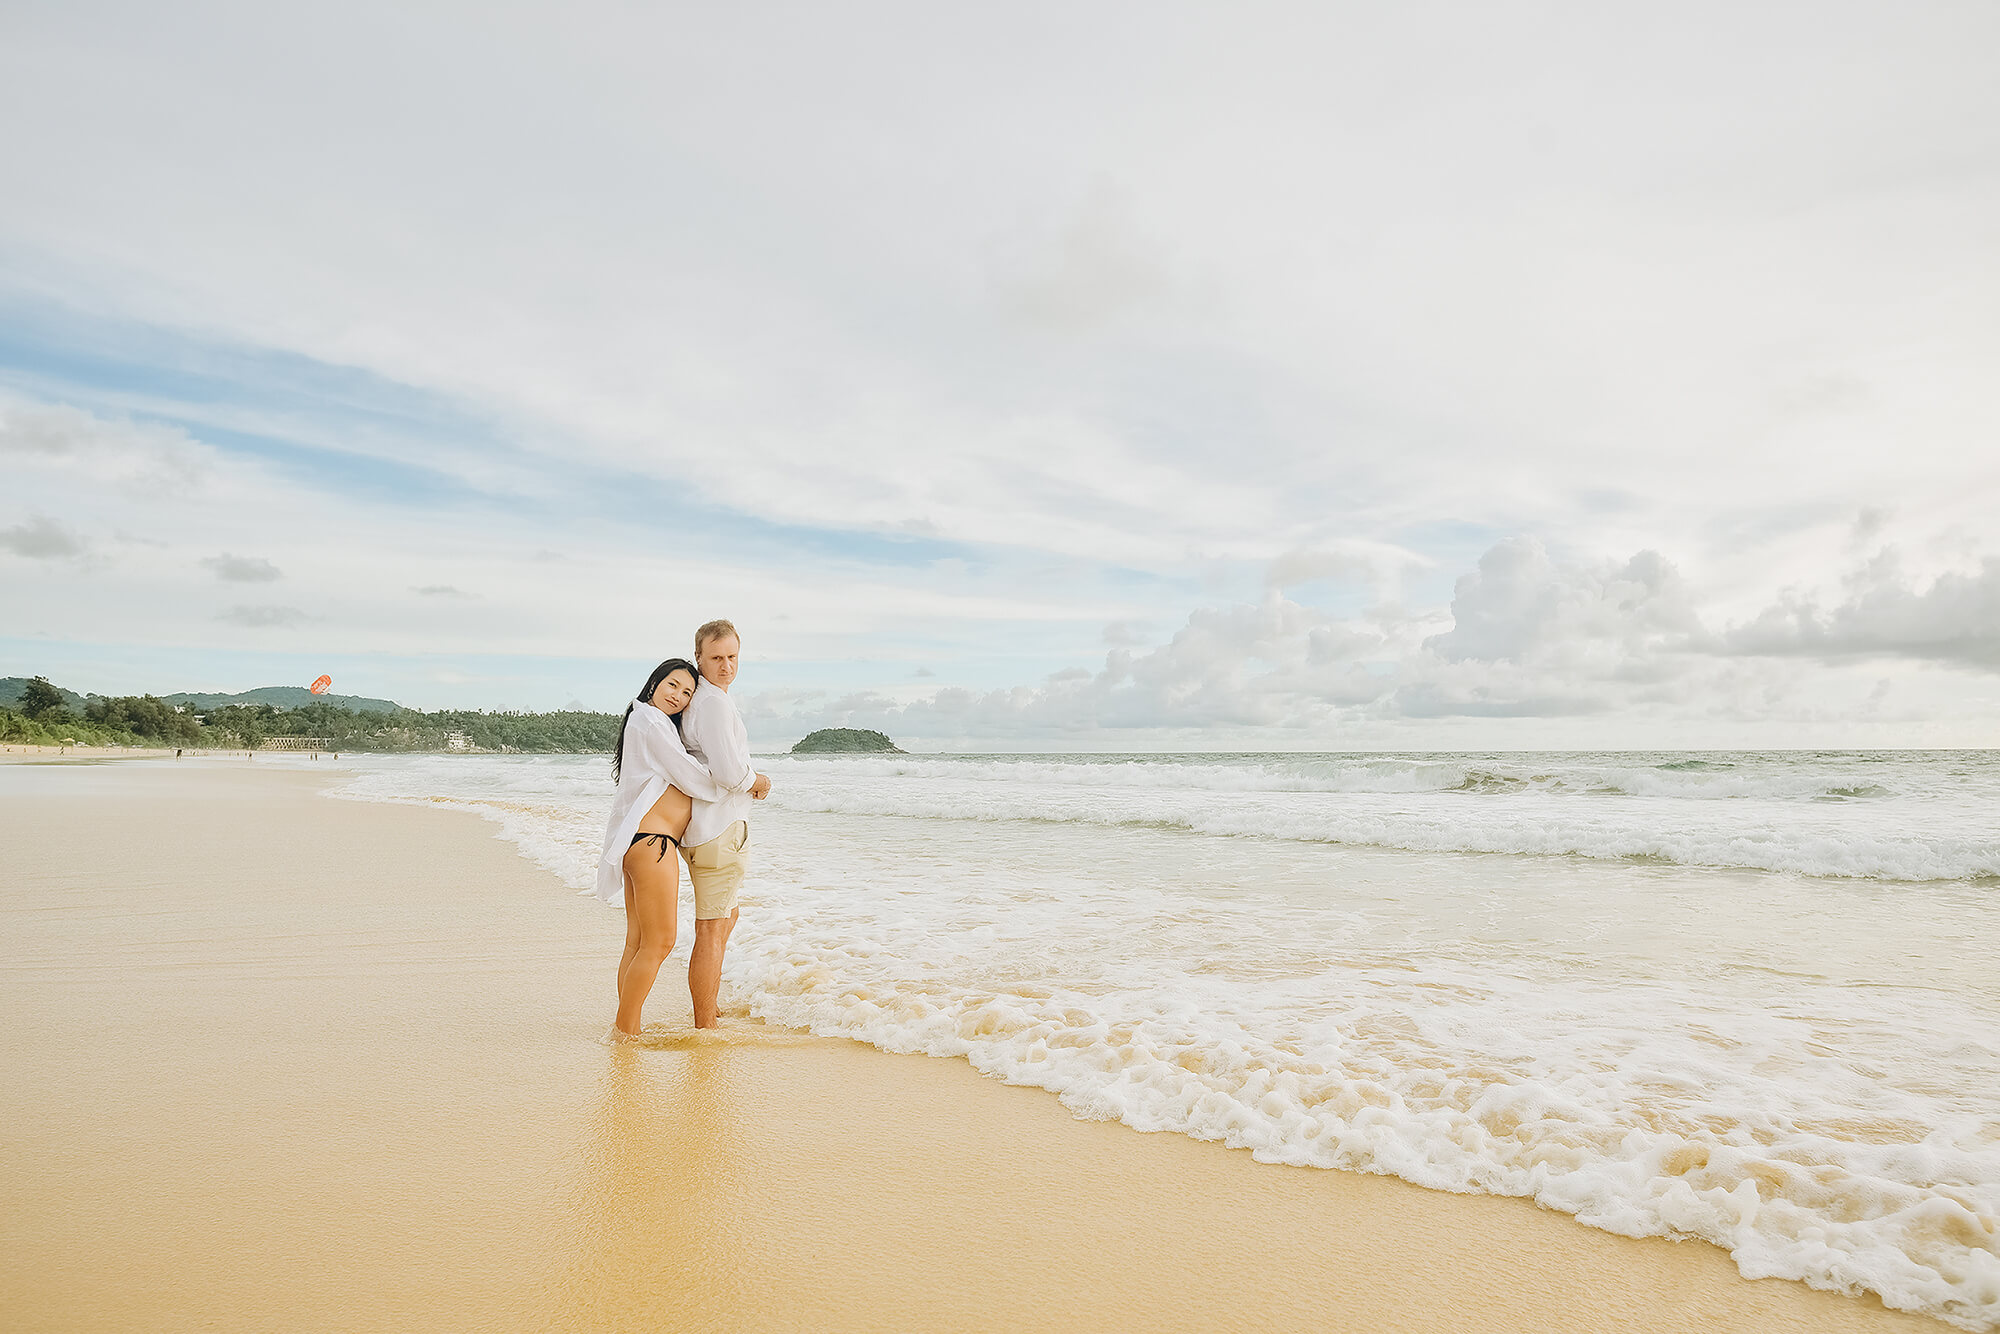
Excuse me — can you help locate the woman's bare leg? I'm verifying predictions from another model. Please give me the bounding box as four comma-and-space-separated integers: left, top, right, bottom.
616, 873, 642, 1006
688, 906, 739, 1029
615, 786, 694, 1022
614, 845, 680, 1035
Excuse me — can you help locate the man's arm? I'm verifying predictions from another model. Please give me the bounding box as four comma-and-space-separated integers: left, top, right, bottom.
634, 711, 722, 801
685, 691, 758, 794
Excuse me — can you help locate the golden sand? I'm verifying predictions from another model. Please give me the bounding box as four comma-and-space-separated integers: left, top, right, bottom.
0, 762, 1946, 1331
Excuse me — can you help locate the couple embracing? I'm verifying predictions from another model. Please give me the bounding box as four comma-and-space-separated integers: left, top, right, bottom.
596, 618, 772, 1037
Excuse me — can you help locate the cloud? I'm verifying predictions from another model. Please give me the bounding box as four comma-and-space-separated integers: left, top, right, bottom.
1848, 507, 1891, 550
217, 604, 307, 629
0, 514, 90, 560
1265, 541, 1432, 596
201, 552, 282, 582
1264, 548, 1378, 592
1425, 539, 1702, 664
991, 183, 1178, 332
412, 584, 476, 598
0, 397, 213, 495
751, 584, 1379, 737
744, 539, 1835, 738
30, 5, 1998, 585
1722, 551, 2000, 671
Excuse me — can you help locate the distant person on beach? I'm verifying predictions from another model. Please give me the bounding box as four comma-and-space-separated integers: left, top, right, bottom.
594, 623, 768, 1035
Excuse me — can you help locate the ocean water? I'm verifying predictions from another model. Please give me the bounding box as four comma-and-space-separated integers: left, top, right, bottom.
330, 749, 2000, 1330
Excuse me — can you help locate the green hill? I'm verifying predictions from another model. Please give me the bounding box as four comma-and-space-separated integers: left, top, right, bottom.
791, 727, 904, 754
160, 686, 403, 714
0, 677, 87, 711
4, 677, 403, 715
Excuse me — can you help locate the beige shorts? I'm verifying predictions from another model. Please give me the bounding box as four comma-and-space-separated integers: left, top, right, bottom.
680, 821, 750, 920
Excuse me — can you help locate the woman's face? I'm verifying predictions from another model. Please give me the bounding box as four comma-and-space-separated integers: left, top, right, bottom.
651, 668, 698, 715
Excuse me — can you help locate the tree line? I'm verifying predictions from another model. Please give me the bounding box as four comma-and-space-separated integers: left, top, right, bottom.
1, 676, 619, 753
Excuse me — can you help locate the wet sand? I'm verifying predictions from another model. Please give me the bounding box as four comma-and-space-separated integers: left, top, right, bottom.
0, 762, 1947, 1332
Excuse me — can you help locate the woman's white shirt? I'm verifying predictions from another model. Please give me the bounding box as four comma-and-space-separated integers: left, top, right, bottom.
595, 702, 722, 903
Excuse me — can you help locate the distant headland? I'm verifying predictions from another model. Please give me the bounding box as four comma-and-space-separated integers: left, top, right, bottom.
1, 674, 616, 754
791, 728, 904, 755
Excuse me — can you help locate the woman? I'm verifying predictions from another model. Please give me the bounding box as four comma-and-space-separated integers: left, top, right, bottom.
596, 658, 724, 1037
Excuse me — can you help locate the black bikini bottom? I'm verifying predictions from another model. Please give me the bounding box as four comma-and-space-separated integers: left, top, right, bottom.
630, 831, 681, 860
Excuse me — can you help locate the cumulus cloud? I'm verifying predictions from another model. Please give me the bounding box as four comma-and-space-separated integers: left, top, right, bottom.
744, 539, 1733, 738
746, 535, 1971, 742
1723, 551, 2000, 671
1424, 540, 1701, 664
201, 552, 282, 582
0, 514, 90, 560
218, 604, 307, 629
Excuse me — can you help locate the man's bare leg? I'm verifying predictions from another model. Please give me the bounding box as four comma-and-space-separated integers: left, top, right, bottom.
688, 907, 739, 1029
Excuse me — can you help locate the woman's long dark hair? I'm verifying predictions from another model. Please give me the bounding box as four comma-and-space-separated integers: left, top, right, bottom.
612, 657, 699, 783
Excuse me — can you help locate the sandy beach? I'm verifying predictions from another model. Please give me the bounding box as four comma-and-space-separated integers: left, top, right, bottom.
0, 760, 1949, 1332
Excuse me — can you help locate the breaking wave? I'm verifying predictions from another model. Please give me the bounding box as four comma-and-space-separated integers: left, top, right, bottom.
764, 754, 1998, 882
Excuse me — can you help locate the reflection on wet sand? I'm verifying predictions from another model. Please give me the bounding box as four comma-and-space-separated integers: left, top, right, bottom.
557, 1041, 749, 1326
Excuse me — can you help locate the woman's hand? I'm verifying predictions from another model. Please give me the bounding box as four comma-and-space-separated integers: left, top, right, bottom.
750, 773, 772, 800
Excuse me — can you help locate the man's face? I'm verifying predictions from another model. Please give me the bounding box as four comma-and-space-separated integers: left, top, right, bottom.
698, 634, 741, 690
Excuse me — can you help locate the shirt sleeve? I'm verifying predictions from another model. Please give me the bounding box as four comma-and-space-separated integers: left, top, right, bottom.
632, 711, 724, 801
686, 690, 758, 793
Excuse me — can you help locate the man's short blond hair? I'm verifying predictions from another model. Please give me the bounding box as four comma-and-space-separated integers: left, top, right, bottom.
695, 619, 740, 655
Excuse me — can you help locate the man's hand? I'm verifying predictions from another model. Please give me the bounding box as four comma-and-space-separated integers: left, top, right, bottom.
750, 773, 772, 800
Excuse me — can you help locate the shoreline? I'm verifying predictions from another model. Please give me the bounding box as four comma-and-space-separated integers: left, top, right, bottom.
0, 744, 316, 762
0, 762, 1951, 1332
0, 742, 189, 760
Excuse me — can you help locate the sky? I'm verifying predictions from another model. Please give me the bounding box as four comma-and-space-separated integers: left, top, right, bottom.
3, 1, 1997, 749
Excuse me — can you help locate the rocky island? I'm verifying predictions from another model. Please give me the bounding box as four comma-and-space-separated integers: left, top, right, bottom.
791, 728, 904, 755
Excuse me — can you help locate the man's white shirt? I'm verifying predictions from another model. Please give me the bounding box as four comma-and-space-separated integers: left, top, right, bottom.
679, 677, 756, 847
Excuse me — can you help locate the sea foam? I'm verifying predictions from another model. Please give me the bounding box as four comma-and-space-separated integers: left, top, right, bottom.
724, 833, 2000, 1331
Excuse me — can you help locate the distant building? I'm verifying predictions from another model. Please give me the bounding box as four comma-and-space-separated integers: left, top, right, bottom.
444, 731, 472, 752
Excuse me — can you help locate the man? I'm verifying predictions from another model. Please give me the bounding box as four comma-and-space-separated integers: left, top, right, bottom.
677, 618, 772, 1028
